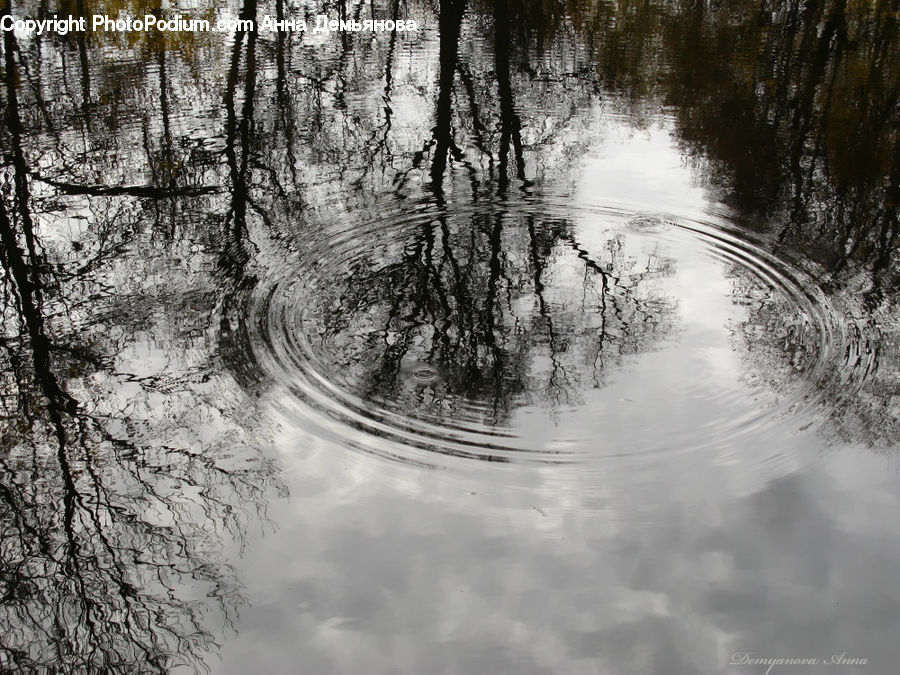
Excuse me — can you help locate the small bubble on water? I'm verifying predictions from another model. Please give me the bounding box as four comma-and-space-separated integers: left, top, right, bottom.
412, 366, 439, 382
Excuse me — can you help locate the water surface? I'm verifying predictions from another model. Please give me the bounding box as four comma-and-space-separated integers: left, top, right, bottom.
0, 0, 897, 672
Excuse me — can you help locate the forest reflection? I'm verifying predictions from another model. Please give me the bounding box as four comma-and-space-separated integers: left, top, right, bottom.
1, 4, 279, 670
0, 0, 897, 668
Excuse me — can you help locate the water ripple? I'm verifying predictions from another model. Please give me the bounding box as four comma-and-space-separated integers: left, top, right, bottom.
248, 197, 878, 472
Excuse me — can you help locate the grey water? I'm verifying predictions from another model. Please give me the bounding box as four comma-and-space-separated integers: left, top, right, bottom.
0, 0, 897, 672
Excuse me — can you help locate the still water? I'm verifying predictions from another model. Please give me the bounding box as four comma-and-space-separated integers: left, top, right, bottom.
1, 0, 897, 672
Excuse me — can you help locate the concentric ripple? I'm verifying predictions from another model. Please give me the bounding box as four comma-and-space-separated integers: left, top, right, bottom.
249, 197, 877, 468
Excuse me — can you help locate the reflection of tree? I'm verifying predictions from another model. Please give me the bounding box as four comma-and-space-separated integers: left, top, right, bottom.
308, 207, 676, 428
217, 0, 272, 393
0, 175, 235, 674
0, 16, 277, 671
661, 0, 898, 303
649, 0, 898, 445
303, 0, 675, 429
727, 261, 896, 446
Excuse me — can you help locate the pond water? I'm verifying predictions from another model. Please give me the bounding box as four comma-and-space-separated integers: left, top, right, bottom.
1, 0, 898, 672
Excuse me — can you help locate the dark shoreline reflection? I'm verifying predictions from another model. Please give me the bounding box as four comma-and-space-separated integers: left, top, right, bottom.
0, 0, 897, 670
